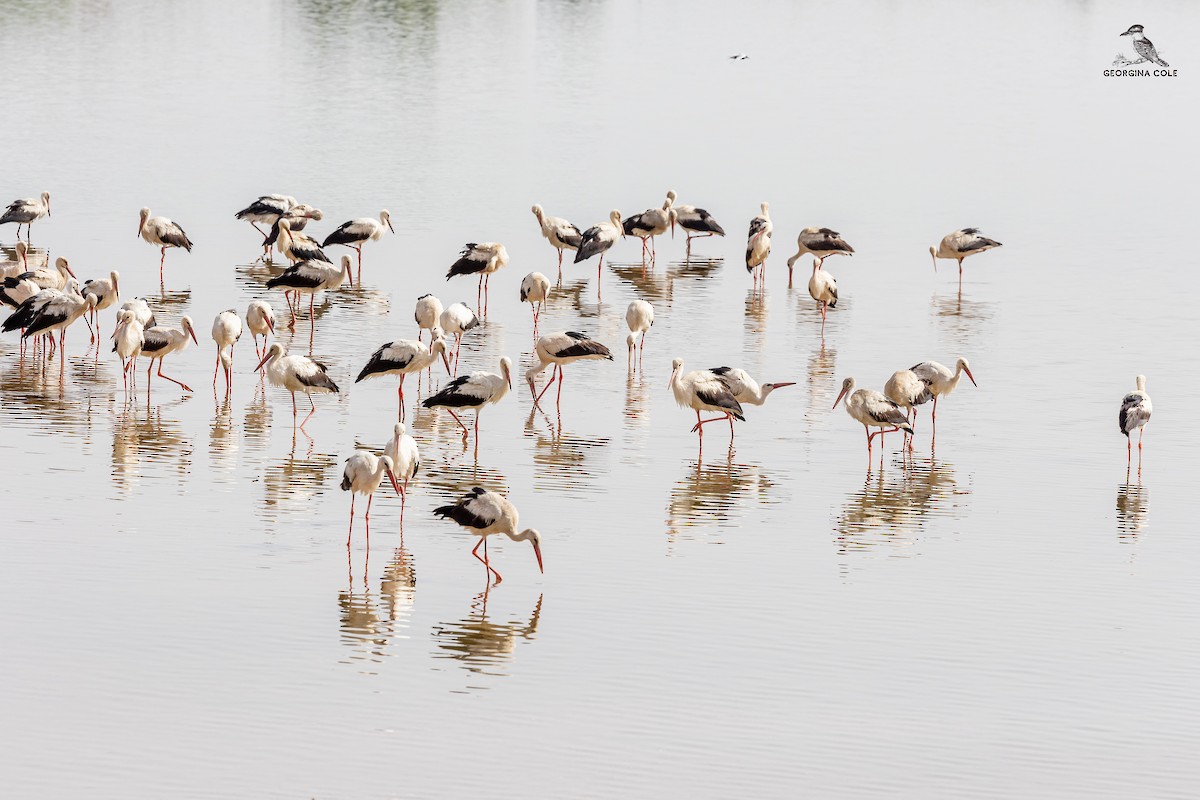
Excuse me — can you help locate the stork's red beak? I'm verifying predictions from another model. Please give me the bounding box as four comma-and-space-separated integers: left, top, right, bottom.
254, 352, 272, 372
833, 385, 849, 409
532, 542, 544, 573
964, 366, 978, 387
386, 467, 402, 496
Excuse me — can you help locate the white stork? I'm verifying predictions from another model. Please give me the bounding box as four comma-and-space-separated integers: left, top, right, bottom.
258, 202, 323, 260
138, 207, 193, 285
666, 190, 725, 253
446, 242, 507, 316
1119, 375, 1152, 466
265, 255, 353, 345
709, 366, 795, 406
911, 358, 977, 426
625, 299, 654, 366
808, 267, 838, 333
745, 202, 772, 290
422, 356, 513, 442
519, 272, 551, 337
883, 369, 933, 449
80, 270, 120, 343
531, 204, 583, 279
118, 297, 156, 330
833, 377, 914, 462
574, 210, 623, 296
139, 315, 199, 394
525, 331, 613, 409
1, 241, 30, 281
0, 191, 50, 240
254, 342, 340, 428
18, 283, 95, 354
355, 335, 451, 420
245, 299, 276, 358
211, 310, 243, 392
668, 358, 746, 444
5, 255, 75, 292
414, 294, 444, 342
439, 302, 480, 375
235, 194, 297, 246
623, 194, 674, 264
341, 450, 402, 542
433, 487, 543, 583
112, 309, 145, 395
785, 227, 855, 283
930, 228, 1003, 285
274, 217, 331, 265
385, 422, 421, 509
322, 210, 394, 282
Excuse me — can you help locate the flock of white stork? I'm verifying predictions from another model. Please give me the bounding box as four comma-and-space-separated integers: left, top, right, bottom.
0, 188, 1152, 583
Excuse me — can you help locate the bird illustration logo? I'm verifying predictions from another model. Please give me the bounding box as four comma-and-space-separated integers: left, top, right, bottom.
1114, 24, 1169, 67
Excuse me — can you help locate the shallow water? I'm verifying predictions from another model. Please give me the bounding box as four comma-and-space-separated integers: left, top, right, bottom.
3, 1, 1199, 797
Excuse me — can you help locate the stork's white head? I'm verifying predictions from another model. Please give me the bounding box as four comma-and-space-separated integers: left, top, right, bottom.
393, 422, 407, 439
956, 357, 977, 387
627, 333, 636, 353
833, 376, 855, 409
180, 315, 199, 346
378, 455, 402, 496
42, 191, 51, 215
610, 209, 624, 236
380, 209, 395, 233
760, 201, 770, 217
255, 342, 286, 371
56, 257, 75, 279
137, 207, 150, 238
1135, 374, 1147, 392
500, 356, 513, 389
666, 189, 677, 205
531, 204, 544, 221
668, 357, 684, 389
512, 528, 544, 573
110, 270, 121, 300
340, 254, 354, 287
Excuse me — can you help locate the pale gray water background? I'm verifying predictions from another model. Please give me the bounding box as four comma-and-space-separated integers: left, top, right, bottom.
2, 1, 1199, 797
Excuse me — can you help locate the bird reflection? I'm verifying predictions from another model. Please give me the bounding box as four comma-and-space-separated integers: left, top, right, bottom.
806, 341, 838, 416
0, 354, 91, 432
931, 288, 993, 347
744, 289, 768, 338
623, 372, 652, 436
209, 395, 239, 477
339, 545, 417, 668
111, 401, 193, 495
151, 287, 192, 311
242, 382, 274, 450
524, 407, 610, 495
1116, 482, 1149, 540
834, 456, 968, 555
609, 256, 724, 306
261, 445, 339, 524
666, 454, 776, 543
432, 590, 542, 680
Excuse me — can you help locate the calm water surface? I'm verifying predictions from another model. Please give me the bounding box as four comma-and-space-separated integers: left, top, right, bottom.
3, 1, 1199, 797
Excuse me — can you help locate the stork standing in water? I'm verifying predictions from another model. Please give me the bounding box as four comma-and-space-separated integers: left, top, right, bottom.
235, 194, 296, 257
245, 300, 275, 358
322, 210, 394, 282
808, 267, 838, 334
625, 299, 654, 368
525, 331, 613, 409
666, 190, 725, 253
439, 302, 479, 375
4, 255, 75, 293
341, 450, 402, 543
274, 217, 331, 265
930, 229, 1002, 286
883, 369, 933, 450
265, 255, 353, 348
355, 334, 451, 420
785, 227, 854, 286
1119, 375, 1152, 468
258, 203, 323, 261
911, 358, 977, 433
0, 191, 51, 240
211, 310, 242, 392
833, 377, 914, 465
140, 315, 199, 394
80, 271, 120, 343
112, 309, 145, 395
623, 194, 674, 265
531, 204, 582, 280
1, 241, 30, 281
137, 207, 193, 285
433, 487, 543, 584
384, 422, 421, 512
2, 286, 65, 356
446, 242, 508, 316
255, 342, 340, 429
414, 294, 444, 342
574, 210, 623, 296
668, 358, 746, 445
745, 202, 772, 292
118, 297, 156, 329
519, 272, 550, 338
710, 367, 795, 407
19, 283, 95, 357
423, 356, 513, 444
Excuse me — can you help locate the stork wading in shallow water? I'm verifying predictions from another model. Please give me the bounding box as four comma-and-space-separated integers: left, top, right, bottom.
1118, 375, 1152, 468
439, 302, 479, 375
883, 369, 933, 449
666, 190, 725, 253
341, 451, 402, 543
265, 255, 353, 348
80, 270, 120, 343
446, 242, 507, 316
519, 272, 551, 338
808, 266, 838, 334
0, 191, 50, 240
322, 210, 394, 282
422, 356, 513, 445
833, 377, 914, 465
785, 227, 854, 284
709, 367, 795, 407
433, 487, 543, 584
17, 282, 95, 356
235, 194, 296, 257
385, 422, 421, 511
910, 358, 977, 433
245, 300, 275, 358
258, 204, 323, 261
255, 342, 340, 429
211, 309, 242, 392
414, 294, 444, 342
525, 331, 613, 409
930, 229, 1002, 286
137, 207, 193, 285
623, 193, 674, 265
531, 204, 582, 280
574, 210, 623, 296
139, 315, 199, 394
355, 335, 451, 420
745, 202, 772, 291
112, 309, 145, 395
668, 358, 745, 446
625, 299, 654, 367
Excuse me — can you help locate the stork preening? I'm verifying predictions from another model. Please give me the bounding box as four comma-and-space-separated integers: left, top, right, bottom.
667, 190, 725, 253
211, 310, 242, 392
414, 294, 444, 342
519, 272, 551, 337
746, 202, 772, 291
525, 331, 613, 409
786, 227, 854, 284
531, 204, 582, 279
137, 207, 193, 285
883, 369, 933, 449
433, 487, 543, 584
341, 450, 402, 542
1, 241, 30, 281
273, 217, 330, 265
255, 342, 340, 429
446, 242, 507, 315
625, 299, 654, 367
118, 297, 156, 331
808, 267, 838, 334
623, 194, 674, 265
423, 356, 513, 443
930, 229, 1002, 285
355, 335, 451, 420
910, 358, 977, 432
140, 315, 199, 394
668, 358, 746, 445
1119, 375, 1152, 468
385, 422, 421, 511
322, 210, 394, 282
709, 367, 795, 407
80, 271, 120, 343
439, 302, 479, 375
112, 309, 145, 395
0, 192, 51, 240
833, 377, 914, 464
574, 210, 623, 296
245, 300, 275, 358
